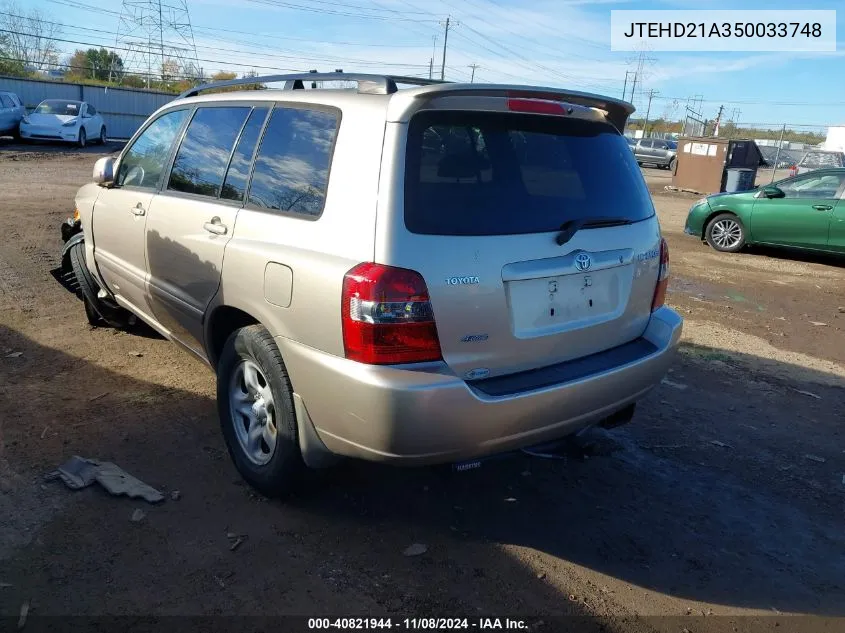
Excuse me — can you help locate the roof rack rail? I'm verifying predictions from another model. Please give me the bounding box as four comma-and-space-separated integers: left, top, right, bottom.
177, 73, 449, 99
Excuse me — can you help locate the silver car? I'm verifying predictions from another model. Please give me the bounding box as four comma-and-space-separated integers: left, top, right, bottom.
0, 91, 25, 138
64, 73, 682, 495
633, 137, 678, 170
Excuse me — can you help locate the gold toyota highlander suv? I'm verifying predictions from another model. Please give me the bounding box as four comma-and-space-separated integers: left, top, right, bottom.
61, 72, 682, 495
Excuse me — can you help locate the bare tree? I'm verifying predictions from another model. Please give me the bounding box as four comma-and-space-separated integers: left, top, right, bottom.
0, 1, 62, 71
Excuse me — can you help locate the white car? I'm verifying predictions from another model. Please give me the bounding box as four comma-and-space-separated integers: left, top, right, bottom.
19, 99, 106, 147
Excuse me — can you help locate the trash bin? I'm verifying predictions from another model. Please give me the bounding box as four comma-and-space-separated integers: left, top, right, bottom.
724, 168, 756, 192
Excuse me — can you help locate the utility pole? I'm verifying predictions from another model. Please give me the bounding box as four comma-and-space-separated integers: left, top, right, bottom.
770, 123, 787, 183
439, 16, 458, 81
712, 104, 725, 137
158, 0, 165, 81
622, 70, 634, 100
629, 71, 637, 104
468, 63, 479, 83
643, 89, 658, 136
429, 35, 436, 80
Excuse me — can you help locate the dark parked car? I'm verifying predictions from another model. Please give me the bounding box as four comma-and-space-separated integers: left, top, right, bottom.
633, 138, 677, 170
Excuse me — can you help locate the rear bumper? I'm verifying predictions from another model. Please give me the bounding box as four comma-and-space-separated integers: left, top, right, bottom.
278, 306, 682, 465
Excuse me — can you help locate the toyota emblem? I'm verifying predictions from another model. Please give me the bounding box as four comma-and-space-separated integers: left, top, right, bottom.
574, 252, 592, 272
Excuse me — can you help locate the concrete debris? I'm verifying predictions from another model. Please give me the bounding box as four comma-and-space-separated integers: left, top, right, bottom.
130, 508, 146, 522
5, 351, 23, 358
810, 321, 828, 327
129, 351, 143, 357
402, 543, 428, 557
792, 389, 821, 400
710, 440, 733, 449
229, 536, 245, 551
46, 456, 164, 503
170, 490, 181, 501
804, 454, 826, 463
17, 600, 29, 630
504, 497, 517, 502
661, 377, 688, 390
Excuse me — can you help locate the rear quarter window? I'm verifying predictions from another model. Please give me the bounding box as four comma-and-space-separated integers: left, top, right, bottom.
246, 105, 340, 218
404, 111, 654, 236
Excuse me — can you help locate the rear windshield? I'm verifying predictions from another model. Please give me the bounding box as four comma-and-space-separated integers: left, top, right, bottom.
35, 100, 81, 116
404, 111, 654, 236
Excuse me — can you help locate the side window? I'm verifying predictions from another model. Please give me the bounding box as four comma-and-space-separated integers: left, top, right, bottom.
655, 141, 667, 150
779, 174, 845, 199
638, 140, 652, 149
87, 104, 97, 116
247, 106, 339, 216
0, 95, 12, 108
168, 106, 250, 198
221, 107, 269, 202
12, 94, 21, 107
117, 109, 189, 189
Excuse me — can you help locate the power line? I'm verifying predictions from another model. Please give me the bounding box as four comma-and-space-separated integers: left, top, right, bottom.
0, 11, 433, 70
244, 0, 438, 22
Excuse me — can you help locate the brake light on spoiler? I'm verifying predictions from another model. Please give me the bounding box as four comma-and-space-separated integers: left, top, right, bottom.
507, 98, 573, 116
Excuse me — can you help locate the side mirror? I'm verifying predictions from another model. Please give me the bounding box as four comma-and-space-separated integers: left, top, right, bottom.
759, 186, 784, 199
93, 156, 115, 184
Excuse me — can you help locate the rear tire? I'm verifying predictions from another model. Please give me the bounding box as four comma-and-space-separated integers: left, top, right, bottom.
705, 213, 746, 253
98, 126, 106, 145
217, 324, 304, 497
668, 157, 677, 173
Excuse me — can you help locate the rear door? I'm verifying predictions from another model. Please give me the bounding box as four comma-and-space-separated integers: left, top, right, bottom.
750, 172, 844, 250
381, 108, 663, 380
145, 104, 268, 355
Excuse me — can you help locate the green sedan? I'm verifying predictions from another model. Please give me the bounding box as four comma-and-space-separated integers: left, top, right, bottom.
684, 168, 845, 254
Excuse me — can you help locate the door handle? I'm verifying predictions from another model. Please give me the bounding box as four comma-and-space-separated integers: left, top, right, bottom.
130, 204, 145, 216
812, 204, 833, 211
203, 217, 228, 235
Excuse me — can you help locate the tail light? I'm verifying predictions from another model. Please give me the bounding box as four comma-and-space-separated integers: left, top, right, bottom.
651, 238, 670, 312
342, 263, 442, 365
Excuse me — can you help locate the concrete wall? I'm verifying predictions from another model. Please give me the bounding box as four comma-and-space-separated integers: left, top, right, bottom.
0, 76, 176, 139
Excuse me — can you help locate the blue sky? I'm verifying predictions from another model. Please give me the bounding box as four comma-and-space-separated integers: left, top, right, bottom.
21, 0, 845, 130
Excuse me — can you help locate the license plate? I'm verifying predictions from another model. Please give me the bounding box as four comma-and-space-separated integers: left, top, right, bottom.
507, 268, 623, 337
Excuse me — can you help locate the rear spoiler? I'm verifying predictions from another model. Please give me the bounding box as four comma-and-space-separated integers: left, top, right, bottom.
393, 84, 635, 132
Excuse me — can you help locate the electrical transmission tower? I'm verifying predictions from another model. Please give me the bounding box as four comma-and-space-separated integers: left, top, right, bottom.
113, 0, 200, 87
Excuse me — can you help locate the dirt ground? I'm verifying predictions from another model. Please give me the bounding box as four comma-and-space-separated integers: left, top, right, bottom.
1, 148, 844, 631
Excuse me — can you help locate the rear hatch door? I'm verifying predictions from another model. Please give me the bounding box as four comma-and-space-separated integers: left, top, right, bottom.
383, 106, 664, 380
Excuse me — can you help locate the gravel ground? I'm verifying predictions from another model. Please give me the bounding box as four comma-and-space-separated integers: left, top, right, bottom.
1, 150, 843, 631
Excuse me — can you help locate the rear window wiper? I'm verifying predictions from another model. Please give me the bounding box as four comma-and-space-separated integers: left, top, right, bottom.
555, 216, 633, 245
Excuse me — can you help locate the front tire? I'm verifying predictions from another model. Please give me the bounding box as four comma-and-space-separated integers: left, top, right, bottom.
77, 128, 86, 148
217, 325, 304, 497
706, 213, 746, 253
98, 126, 106, 145
68, 241, 131, 327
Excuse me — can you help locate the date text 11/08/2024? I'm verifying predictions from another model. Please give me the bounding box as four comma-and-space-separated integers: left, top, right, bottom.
308, 618, 528, 630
